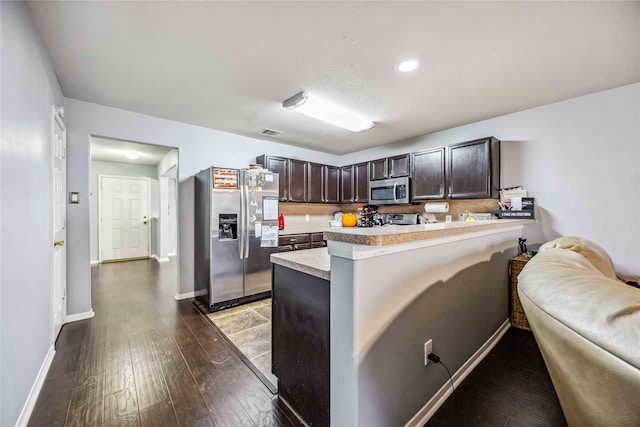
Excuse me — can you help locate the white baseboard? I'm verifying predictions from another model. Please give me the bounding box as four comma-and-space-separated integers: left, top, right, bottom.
15, 344, 56, 427
65, 309, 95, 323
151, 254, 170, 263
90, 260, 99, 266
405, 320, 511, 427
174, 291, 197, 300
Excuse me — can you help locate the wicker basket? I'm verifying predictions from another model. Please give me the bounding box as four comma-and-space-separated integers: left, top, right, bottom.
509, 255, 531, 331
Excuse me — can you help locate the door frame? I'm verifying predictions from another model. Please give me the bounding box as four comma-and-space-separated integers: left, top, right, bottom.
162, 165, 178, 256
98, 174, 151, 262
51, 106, 66, 343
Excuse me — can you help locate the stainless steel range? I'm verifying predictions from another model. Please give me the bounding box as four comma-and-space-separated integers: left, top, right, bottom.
384, 213, 419, 225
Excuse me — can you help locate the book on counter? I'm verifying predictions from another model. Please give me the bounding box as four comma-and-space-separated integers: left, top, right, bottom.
499, 197, 535, 219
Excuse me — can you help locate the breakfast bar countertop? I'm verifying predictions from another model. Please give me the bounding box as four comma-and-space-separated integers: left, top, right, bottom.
270, 247, 330, 280
323, 219, 536, 246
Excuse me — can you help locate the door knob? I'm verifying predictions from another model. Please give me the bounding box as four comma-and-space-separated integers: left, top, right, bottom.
53, 240, 65, 247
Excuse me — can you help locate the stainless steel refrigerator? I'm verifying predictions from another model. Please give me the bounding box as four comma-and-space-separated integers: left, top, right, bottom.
194, 167, 279, 310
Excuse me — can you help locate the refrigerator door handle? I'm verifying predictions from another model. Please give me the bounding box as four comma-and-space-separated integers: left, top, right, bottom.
239, 183, 245, 260
245, 184, 250, 259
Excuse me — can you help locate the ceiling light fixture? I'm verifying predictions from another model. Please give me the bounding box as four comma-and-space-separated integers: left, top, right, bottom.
125, 152, 139, 160
282, 91, 375, 132
397, 59, 419, 73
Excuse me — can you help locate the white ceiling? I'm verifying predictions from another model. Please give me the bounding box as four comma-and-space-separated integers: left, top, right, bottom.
91, 136, 173, 166
29, 1, 640, 155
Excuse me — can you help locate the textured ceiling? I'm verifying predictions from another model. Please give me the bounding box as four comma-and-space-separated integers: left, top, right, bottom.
28, 1, 640, 154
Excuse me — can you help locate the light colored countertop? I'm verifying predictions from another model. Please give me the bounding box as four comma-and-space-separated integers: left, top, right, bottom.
323, 219, 535, 246
270, 247, 331, 280
272, 220, 535, 277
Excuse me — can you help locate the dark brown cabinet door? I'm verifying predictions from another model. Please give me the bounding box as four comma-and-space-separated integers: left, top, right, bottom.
324, 165, 340, 203
354, 162, 369, 203
369, 158, 388, 180
289, 159, 308, 202
307, 162, 324, 203
411, 148, 446, 201
257, 155, 289, 201
340, 165, 354, 203
310, 232, 324, 242
447, 137, 500, 199
388, 154, 411, 178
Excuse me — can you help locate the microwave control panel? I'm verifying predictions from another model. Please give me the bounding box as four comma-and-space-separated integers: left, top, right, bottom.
397, 185, 407, 199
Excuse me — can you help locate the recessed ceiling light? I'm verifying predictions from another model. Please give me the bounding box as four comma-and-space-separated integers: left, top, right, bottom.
397, 59, 419, 73
125, 152, 139, 160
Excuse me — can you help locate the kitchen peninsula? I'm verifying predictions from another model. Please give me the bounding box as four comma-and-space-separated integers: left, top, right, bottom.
271, 219, 534, 426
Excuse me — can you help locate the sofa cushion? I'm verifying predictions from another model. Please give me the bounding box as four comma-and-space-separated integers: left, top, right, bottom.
538, 236, 617, 279
519, 248, 640, 369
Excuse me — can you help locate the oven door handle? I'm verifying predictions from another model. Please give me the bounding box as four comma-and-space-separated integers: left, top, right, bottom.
393, 183, 398, 203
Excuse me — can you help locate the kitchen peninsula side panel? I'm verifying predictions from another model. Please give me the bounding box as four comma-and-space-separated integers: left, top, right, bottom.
272, 264, 330, 426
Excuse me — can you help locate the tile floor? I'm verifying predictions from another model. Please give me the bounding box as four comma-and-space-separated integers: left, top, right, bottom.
207, 298, 277, 386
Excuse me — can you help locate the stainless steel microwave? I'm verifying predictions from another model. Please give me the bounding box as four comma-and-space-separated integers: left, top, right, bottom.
369, 176, 410, 205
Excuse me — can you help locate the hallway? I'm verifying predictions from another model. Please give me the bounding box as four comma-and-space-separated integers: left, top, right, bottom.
28, 259, 298, 426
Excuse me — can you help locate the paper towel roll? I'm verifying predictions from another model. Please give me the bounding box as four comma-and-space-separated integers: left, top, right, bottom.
424, 202, 449, 213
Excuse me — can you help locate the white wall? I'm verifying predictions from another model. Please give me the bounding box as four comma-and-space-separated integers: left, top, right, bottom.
0, 2, 65, 425
158, 149, 178, 177
340, 83, 640, 274
65, 98, 342, 314
89, 160, 160, 262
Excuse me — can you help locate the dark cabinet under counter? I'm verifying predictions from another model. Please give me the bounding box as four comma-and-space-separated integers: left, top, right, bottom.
272, 263, 330, 426
278, 233, 311, 246
278, 232, 326, 252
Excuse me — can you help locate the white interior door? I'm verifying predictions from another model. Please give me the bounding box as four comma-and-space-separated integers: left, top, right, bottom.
51, 107, 66, 341
100, 176, 150, 261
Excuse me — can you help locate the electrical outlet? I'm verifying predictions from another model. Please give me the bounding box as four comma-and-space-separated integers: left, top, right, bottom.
424, 339, 433, 366
305, 214, 310, 221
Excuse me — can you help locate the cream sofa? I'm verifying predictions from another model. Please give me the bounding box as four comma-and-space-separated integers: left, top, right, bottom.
518, 237, 640, 427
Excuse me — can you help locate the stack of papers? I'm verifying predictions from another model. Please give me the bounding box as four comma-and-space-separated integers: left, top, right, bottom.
500, 186, 527, 204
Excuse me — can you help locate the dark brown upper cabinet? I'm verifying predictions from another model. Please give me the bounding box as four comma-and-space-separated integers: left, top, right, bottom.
307, 162, 324, 203
388, 154, 411, 178
256, 155, 288, 201
340, 165, 354, 203
354, 162, 369, 203
259, 155, 341, 204
369, 154, 410, 180
288, 159, 308, 202
447, 137, 500, 199
369, 158, 388, 181
411, 147, 446, 201
324, 165, 340, 203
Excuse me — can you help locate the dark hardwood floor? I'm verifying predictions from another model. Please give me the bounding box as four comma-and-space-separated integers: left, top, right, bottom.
426, 328, 567, 427
28, 259, 300, 427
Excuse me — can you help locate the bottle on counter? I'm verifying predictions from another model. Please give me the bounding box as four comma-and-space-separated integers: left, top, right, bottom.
278, 214, 285, 230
